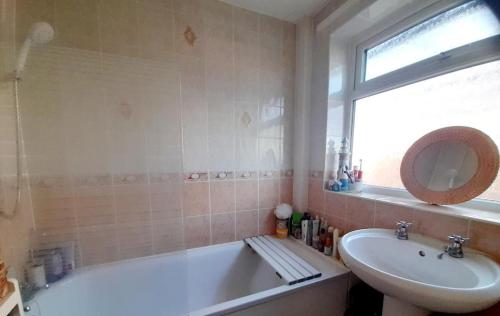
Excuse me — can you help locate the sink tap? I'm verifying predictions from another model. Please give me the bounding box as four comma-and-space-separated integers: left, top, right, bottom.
445, 235, 469, 258
395, 221, 412, 240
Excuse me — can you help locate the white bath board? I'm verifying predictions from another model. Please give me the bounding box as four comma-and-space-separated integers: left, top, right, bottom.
244, 235, 321, 285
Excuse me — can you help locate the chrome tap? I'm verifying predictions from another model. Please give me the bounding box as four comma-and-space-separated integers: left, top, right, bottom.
395, 221, 412, 240
445, 235, 469, 258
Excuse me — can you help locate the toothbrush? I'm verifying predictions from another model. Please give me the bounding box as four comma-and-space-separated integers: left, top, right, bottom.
343, 166, 354, 183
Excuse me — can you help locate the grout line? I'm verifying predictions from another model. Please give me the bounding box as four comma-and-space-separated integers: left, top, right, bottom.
201, 8, 212, 246
231, 5, 237, 242
256, 13, 262, 236
175, 4, 187, 251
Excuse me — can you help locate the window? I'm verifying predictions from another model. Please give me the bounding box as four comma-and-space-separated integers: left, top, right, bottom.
364, 0, 500, 80
349, 0, 500, 201
352, 60, 500, 200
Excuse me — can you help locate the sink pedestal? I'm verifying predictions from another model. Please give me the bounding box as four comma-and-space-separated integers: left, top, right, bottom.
382, 296, 430, 316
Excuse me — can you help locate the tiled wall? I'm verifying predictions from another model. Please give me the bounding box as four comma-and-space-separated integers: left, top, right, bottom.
0, 0, 295, 269
307, 175, 500, 263
308, 174, 500, 315
0, 0, 35, 278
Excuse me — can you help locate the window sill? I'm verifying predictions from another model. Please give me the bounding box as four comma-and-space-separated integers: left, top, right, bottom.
325, 187, 500, 226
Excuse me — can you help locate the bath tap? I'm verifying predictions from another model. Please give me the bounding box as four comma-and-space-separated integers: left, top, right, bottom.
444, 235, 469, 258
395, 221, 412, 240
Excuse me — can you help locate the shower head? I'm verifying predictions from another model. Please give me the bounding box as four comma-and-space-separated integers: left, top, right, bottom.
28, 22, 55, 46
15, 22, 54, 79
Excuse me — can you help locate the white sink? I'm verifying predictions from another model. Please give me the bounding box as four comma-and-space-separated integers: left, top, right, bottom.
339, 229, 500, 315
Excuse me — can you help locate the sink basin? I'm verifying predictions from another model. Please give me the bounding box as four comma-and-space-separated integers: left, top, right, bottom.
339, 229, 500, 315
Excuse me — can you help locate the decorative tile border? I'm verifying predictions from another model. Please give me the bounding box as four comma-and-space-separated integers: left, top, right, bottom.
112, 173, 147, 185
149, 172, 181, 184
309, 170, 324, 178
31, 175, 68, 188
73, 174, 112, 187
183, 172, 209, 182
259, 170, 280, 179
281, 169, 293, 178
234, 171, 258, 180
209, 171, 235, 181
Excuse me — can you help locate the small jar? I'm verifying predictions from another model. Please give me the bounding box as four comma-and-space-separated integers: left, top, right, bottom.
276, 219, 288, 238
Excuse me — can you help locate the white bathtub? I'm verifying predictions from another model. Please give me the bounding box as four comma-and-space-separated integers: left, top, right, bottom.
24, 238, 349, 316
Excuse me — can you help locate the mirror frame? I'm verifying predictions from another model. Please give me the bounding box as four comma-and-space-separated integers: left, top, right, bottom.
400, 126, 499, 205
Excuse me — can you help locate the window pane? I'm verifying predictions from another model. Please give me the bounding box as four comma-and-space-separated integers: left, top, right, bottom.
365, 0, 500, 81
352, 60, 500, 201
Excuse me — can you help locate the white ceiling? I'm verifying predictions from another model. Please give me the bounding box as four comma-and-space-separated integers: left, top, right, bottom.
220, 0, 330, 23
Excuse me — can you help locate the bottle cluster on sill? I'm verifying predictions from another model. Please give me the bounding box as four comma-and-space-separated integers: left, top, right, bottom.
288, 212, 340, 258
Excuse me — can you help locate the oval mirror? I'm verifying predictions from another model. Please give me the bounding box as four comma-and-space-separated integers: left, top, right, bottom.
400, 126, 499, 205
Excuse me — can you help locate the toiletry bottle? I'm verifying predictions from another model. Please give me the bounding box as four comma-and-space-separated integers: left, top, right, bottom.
332, 228, 340, 259
328, 179, 334, 191
312, 217, 320, 237
333, 180, 341, 191
324, 227, 333, 256
312, 235, 320, 249
357, 159, 363, 181
291, 212, 303, 239
301, 220, 308, 242
318, 228, 326, 252
326, 140, 339, 182
321, 217, 328, 231
27, 261, 47, 288
340, 173, 349, 191
306, 220, 313, 246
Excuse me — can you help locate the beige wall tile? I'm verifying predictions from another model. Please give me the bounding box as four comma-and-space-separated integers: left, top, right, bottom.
258, 179, 279, 209
234, 7, 258, 33
345, 196, 375, 228
183, 182, 209, 217
174, 12, 204, 57
173, 0, 201, 16
116, 222, 152, 259
54, 0, 100, 50
210, 180, 235, 213
308, 178, 325, 213
235, 180, 258, 211
184, 215, 210, 248
326, 215, 348, 235
258, 208, 275, 235
97, 0, 140, 57
469, 221, 500, 263
236, 210, 258, 239
114, 183, 151, 224
136, 2, 174, 61
374, 202, 414, 230
413, 210, 468, 241
153, 217, 184, 254
74, 185, 115, 227
211, 213, 235, 244
325, 191, 346, 219
280, 178, 293, 205
79, 224, 119, 265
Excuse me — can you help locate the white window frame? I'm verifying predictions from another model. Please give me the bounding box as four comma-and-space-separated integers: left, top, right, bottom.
343, 0, 500, 209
